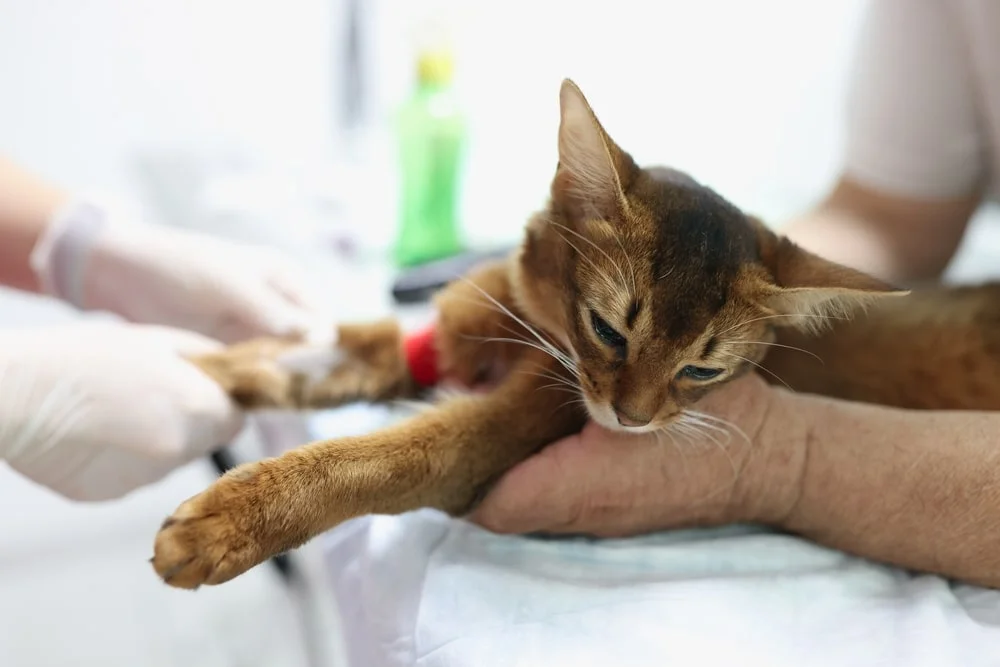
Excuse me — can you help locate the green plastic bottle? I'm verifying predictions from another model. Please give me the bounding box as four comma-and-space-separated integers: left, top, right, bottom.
393, 47, 466, 267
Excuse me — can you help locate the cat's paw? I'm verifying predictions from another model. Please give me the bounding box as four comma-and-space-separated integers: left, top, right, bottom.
190, 338, 307, 409
280, 319, 418, 407
191, 319, 417, 411
151, 463, 273, 589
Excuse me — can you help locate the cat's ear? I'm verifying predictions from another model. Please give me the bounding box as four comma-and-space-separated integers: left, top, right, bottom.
751, 218, 908, 331
553, 79, 637, 219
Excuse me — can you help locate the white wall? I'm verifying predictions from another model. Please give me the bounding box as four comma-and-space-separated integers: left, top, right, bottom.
0, 0, 336, 187
0, 0, 871, 250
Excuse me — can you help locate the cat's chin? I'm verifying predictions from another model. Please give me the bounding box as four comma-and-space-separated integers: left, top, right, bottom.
582, 396, 662, 435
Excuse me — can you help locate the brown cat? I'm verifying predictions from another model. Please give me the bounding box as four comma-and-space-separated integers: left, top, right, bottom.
151, 79, 1000, 590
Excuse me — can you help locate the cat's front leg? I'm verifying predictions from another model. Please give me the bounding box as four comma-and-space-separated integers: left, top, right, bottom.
190, 256, 534, 411
151, 349, 585, 589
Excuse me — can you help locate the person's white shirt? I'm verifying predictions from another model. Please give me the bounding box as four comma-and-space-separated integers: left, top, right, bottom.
845, 0, 1000, 203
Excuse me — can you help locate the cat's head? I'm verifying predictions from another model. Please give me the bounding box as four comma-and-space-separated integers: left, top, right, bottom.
514, 79, 905, 433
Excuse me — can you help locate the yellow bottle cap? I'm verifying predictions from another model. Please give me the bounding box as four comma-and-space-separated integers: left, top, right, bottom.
417, 50, 454, 86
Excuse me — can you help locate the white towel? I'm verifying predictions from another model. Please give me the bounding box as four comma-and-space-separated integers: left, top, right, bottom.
322, 510, 1000, 667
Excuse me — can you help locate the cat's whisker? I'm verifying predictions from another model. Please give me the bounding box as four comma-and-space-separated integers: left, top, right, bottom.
717, 350, 793, 391
550, 228, 622, 298
679, 410, 732, 438
612, 232, 637, 296
678, 412, 732, 446
457, 278, 580, 377
683, 409, 751, 447
552, 396, 588, 416
740, 340, 824, 364
518, 368, 579, 389
448, 294, 579, 366
675, 413, 741, 483
654, 429, 691, 479
486, 310, 577, 370
448, 295, 521, 318
536, 382, 584, 396
549, 220, 631, 298
495, 323, 578, 375
675, 415, 728, 453
657, 423, 745, 507
678, 420, 735, 473
469, 334, 580, 379
522, 361, 573, 379
492, 328, 580, 380
531, 378, 581, 395
665, 421, 696, 447
458, 278, 555, 343
674, 415, 719, 446
450, 298, 579, 376
716, 312, 850, 338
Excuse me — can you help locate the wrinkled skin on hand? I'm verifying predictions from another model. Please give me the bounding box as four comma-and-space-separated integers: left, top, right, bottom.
469, 373, 805, 537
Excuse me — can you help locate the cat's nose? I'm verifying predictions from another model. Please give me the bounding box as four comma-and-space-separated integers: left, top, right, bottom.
614, 408, 650, 428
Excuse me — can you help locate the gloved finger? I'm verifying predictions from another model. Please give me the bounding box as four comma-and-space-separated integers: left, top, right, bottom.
266, 272, 338, 343
265, 262, 329, 314
199, 284, 311, 344
174, 359, 248, 453
129, 325, 228, 356
468, 433, 588, 534
181, 391, 247, 458
232, 284, 336, 343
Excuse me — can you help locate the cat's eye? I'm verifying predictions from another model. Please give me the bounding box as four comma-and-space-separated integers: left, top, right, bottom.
590, 311, 626, 349
677, 365, 723, 381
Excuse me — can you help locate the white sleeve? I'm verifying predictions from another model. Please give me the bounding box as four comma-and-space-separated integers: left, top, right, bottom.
844, 0, 987, 199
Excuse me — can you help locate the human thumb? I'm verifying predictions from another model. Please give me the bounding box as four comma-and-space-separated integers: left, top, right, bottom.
468, 433, 587, 534
129, 324, 227, 357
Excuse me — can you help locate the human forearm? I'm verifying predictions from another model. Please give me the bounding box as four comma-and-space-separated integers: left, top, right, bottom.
771, 392, 1000, 587
780, 207, 917, 284
0, 157, 71, 293
779, 177, 979, 285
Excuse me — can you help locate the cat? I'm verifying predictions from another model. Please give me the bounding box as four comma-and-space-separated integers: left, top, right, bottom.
151, 79, 1000, 590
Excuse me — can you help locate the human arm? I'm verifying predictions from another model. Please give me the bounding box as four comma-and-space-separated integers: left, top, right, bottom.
778, 388, 1000, 588
0, 157, 72, 293
778, 0, 986, 285
472, 374, 1000, 588
0, 155, 333, 343
0, 322, 244, 501
781, 177, 980, 285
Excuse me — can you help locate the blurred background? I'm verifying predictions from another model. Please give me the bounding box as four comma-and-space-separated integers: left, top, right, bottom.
1, 0, 873, 255
0, 1, 995, 666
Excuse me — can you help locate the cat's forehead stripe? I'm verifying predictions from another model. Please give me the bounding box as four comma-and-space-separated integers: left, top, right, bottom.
625, 299, 641, 329
635, 178, 757, 340
702, 336, 718, 358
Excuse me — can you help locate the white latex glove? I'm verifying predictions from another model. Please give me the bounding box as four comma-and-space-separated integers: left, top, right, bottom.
30, 201, 334, 344
0, 322, 244, 501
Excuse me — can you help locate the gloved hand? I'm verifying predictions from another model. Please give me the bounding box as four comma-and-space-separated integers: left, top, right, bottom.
30, 201, 333, 344
0, 322, 244, 501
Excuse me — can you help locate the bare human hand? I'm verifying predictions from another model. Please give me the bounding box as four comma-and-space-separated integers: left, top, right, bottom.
469, 373, 807, 537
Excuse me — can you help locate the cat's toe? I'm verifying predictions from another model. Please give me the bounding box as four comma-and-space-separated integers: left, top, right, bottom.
151, 473, 267, 589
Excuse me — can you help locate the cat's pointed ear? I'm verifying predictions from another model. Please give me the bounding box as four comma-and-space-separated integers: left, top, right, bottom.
553, 79, 636, 218
751, 218, 909, 331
